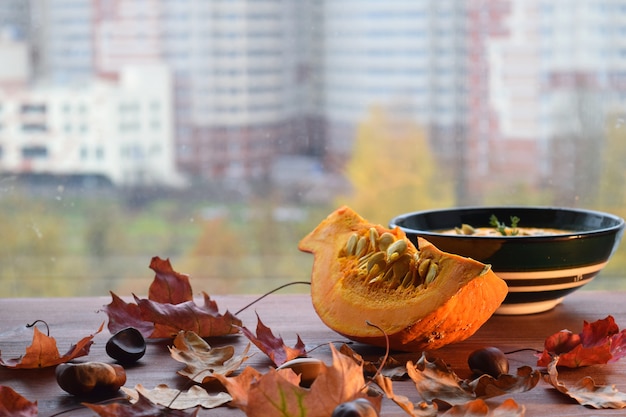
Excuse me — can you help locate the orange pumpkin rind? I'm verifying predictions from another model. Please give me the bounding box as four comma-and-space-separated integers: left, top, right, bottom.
299, 206, 508, 351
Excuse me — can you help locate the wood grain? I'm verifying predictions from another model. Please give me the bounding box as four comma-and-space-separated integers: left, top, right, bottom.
1, 291, 625, 416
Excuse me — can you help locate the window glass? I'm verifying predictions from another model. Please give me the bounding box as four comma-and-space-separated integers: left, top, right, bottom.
0, 0, 625, 297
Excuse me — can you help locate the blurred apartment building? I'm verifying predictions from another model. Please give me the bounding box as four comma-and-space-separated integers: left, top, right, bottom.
0, 0, 625, 201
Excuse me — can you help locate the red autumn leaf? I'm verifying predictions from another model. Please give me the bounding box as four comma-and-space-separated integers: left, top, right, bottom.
147, 257, 193, 304
537, 315, 626, 367
102, 292, 155, 337
0, 386, 38, 416
136, 293, 241, 338
239, 313, 307, 367
102, 257, 241, 339
84, 392, 200, 416
0, 323, 103, 369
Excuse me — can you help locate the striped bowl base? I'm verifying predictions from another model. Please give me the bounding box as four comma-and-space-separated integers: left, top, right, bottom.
493, 263, 605, 315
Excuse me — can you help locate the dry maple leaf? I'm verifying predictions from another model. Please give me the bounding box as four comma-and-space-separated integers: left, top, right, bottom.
84, 392, 200, 416
147, 257, 194, 304
0, 322, 103, 369
216, 344, 381, 417
136, 293, 242, 338
103, 257, 242, 339
340, 342, 409, 380
169, 330, 251, 383
239, 313, 307, 367
544, 356, 626, 409
374, 374, 438, 417
102, 292, 155, 337
537, 315, 626, 368
122, 384, 232, 410
406, 353, 539, 408
213, 366, 263, 410
440, 398, 525, 417
0, 385, 38, 416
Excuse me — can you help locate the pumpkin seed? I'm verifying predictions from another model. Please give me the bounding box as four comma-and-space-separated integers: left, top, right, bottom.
355, 236, 368, 257
378, 232, 395, 252
392, 257, 410, 279
366, 251, 386, 273
401, 270, 414, 287
386, 239, 407, 261
418, 258, 431, 280
425, 262, 439, 285
345, 233, 358, 256
369, 227, 379, 250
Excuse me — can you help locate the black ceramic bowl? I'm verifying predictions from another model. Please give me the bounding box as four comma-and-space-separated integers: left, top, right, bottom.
389, 206, 625, 315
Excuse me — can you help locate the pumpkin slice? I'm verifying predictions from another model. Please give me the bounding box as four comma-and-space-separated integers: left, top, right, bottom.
298, 206, 507, 351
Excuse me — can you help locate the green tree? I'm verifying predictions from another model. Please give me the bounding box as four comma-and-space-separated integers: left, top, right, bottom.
337, 106, 454, 225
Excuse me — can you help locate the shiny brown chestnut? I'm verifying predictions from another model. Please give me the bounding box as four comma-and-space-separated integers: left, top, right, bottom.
56, 361, 126, 396
331, 398, 379, 417
468, 346, 509, 377
105, 327, 146, 364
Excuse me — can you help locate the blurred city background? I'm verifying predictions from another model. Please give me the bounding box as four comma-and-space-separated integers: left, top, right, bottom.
1, 0, 626, 297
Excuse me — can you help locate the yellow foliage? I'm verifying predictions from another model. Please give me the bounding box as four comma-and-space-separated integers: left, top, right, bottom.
337, 106, 454, 225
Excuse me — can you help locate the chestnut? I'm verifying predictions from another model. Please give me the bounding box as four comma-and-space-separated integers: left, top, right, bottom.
56, 362, 126, 396
105, 327, 146, 364
332, 398, 379, 417
468, 346, 509, 378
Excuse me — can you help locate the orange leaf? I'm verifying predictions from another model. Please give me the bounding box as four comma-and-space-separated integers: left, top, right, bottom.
217, 344, 381, 417
213, 366, 264, 410
0, 322, 103, 369
0, 386, 38, 416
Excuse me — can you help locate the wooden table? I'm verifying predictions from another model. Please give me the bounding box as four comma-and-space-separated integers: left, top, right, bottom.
1, 291, 625, 416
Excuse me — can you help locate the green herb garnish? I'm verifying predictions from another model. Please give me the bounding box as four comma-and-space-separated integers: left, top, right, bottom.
489, 214, 520, 236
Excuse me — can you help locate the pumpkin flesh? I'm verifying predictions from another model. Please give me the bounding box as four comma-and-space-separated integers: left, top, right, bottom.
299, 206, 508, 351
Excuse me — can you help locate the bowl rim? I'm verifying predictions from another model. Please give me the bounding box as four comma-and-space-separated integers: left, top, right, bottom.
389, 205, 626, 240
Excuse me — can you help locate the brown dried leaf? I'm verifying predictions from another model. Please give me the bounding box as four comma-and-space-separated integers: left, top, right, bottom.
407, 353, 474, 406
544, 356, 626, 408
169, 331, 251, 383
374, 374, 438, 417
407, 353, 538, 407
84, 391, 200, 416
440, 398, 525, 417
339, 342, 409, 379
122, 384, 232, 410
465, 366, 540, 399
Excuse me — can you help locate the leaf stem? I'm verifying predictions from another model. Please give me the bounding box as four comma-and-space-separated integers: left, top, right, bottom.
234, 281, 311, 316
26, 319, 50, 336
365, 320, 390, 384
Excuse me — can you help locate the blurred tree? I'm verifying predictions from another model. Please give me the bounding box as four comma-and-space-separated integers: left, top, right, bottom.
337, 106, 454, 225
181, 214, 250, 293
598, 113, 626, 209
593, 113, 626, 280
0, 192, 67, 296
